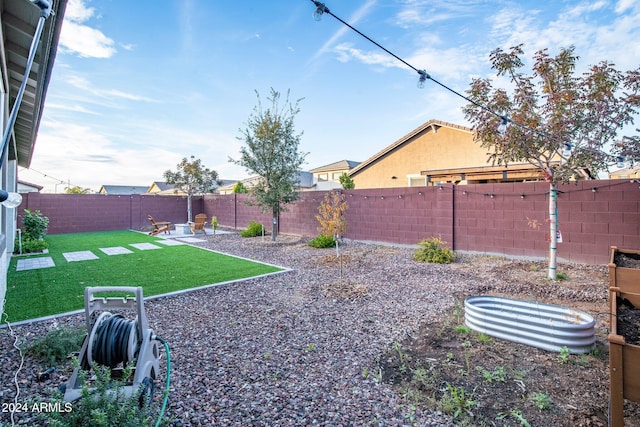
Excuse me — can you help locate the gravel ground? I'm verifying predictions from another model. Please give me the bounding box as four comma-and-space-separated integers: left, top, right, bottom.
2, 231, 534, 426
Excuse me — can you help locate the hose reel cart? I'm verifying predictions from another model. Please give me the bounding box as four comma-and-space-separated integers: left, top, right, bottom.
62, 286, 164, 405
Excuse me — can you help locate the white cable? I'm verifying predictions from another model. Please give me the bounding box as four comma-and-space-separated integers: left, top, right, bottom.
2, 310, 24, 426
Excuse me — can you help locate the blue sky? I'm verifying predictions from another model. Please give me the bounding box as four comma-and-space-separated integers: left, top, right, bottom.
18, 0, 640, 192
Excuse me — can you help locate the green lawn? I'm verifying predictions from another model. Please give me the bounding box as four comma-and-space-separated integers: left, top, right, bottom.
5, 230, 285, 323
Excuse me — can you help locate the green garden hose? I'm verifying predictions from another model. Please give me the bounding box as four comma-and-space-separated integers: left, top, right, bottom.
155, 336, 171, 427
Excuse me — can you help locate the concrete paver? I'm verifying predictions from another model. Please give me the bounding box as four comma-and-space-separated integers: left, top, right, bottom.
16, 257, 55, 271
63, 251, 99, 262
129, 243, 163, 251
99, 246, 134, 255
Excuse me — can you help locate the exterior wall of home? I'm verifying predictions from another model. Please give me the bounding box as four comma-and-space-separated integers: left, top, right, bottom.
313, 168, 350, 182
352, 126, 492, 189
12, 180, 639, 265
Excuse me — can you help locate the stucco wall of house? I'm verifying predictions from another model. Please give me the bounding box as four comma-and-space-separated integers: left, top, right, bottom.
352, 126, 493, 189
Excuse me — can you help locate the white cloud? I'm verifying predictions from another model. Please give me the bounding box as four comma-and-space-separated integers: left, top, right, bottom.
64, 0, 96, 22
615, 0, 636, 13
22, 121, 177, 192
309, 0, 377, 63
59, 0, 116, 58
486, 2, 640, 72
334, 43, 400, 68
64, 74, 158, 103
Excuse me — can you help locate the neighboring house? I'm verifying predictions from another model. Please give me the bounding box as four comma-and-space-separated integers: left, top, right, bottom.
148, 179, 234, 196
609, 165, 640, 180
147, 181, 179, 195
217, 179, 239, 191
1, 0, 67, 316
349, 119, 561, 189
310, 160, 360, 183
218, 172, 315, 195
98, 185, 150, 195
17, 180, 43, 193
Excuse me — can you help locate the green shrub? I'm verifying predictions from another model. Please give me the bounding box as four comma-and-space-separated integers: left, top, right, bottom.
308, 234, 336, 248
21, 208, 49, 241
413, 237, 455, 264
23, 326, 85, 365
17, 237, 49, 254
240, 221, 264, 237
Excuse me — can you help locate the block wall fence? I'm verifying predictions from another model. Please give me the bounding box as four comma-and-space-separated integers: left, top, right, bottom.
17, 179, 639, 265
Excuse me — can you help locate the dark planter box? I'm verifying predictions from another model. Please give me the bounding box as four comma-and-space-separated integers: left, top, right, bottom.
608, 247, 640, 427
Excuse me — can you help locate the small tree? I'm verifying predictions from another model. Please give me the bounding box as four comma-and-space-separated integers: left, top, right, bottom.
65, 186, 90, 194
164, 156, 219, 222
233, 181, 248, 193
339, 173, 355, 189
316, 191, 348, 239
230, 88, 307, 241
463, 44, 640, 279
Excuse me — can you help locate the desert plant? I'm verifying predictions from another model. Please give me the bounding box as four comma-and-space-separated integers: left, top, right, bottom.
557, 346, 571, 364
240, 221, 264, 237
308, 234, 336, 248
530, 392, 551, 410
454, 325, 472, 334
439, 383, 477, 419
413, 237, 455, 264
23, 326, 85, 365
476, 365, 507, 383
211, 216, 219, 233
497, 408, 531, 426
316, 191, 348, 239
39, 362, 167, 426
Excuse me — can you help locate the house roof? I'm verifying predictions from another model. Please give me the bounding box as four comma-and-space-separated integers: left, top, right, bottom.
218, 179, 238, 188
148, 181, 175, 192
349, 119, 472, 176
17, 179, 43, 192
3, 0, 68, 167
310, 160, 360, 173
99, 185, 149, 195
610, 164, 640, 178
218, 172, 314, 191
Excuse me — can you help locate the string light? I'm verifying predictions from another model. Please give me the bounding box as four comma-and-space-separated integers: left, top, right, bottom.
308, 0, 636, 165
498, 116, 510, 134
312, 1, 328, 21
417, 70, 430, 89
